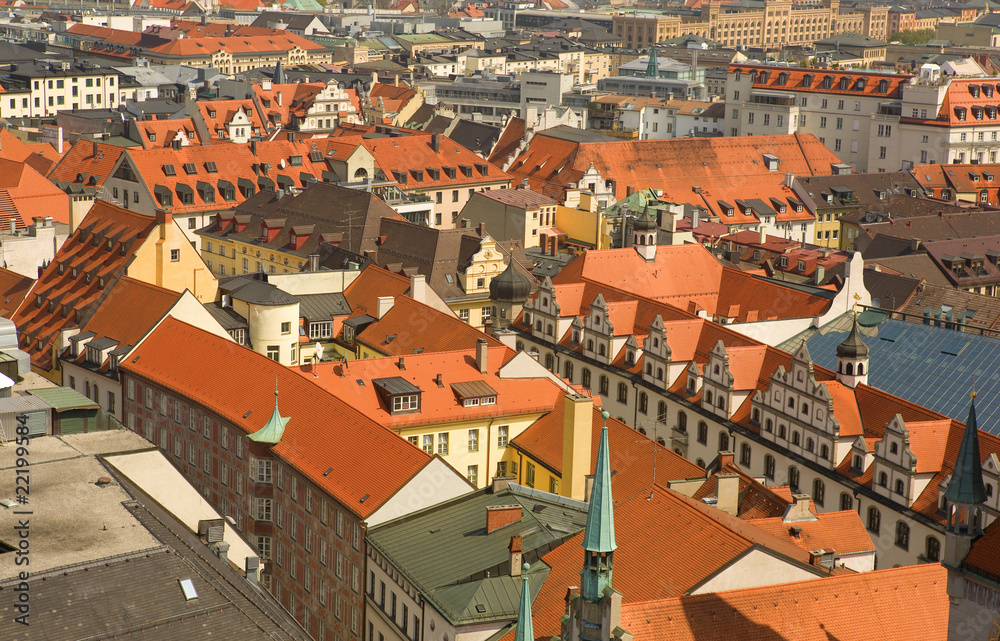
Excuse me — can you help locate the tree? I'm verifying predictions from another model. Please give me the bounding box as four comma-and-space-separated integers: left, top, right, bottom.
890, 29, 935, 45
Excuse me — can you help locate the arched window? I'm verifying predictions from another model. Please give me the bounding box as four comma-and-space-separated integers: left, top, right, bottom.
890, 442, 898, 454
867, 506, 881, 534
705, 389, 713, 405
645, 363, 652, 375
598, 343, 606, 356
740, 442, 751, 466
656, 367, 664, 380
845, 362, 854, 375
894, 479, 905, 495
582, 368, 591, 390
658, 401, 667, 422
857, 363, 864, 375
751, 408, 760, 424
801, 403, 809, 415
926, 536, 940, 562
813, 478, 825, 506
792, 432, 801, 446
840, 492, 853, 511
656, 437, 666, 446
764, 454, 775, 480
544, 354, 554, 371
765, 418, 773, 432
788, 397, 795, 409
895, 521, 910, 550
697, 458, 706, 468
806, 438, 814, 452
516, 341, 524, 351
639, 392, 648, 414
564, 361, 573, 381
820, 444, 830, 460
617, 382, 628, 403
697, 422, 708, 445
678, 411, 687, 433
788, 466, 800, 492
599, 376, 609, 396
878, 472, 888, 487
718, 431, 730, 452
587, 339, 594, 351
717, 396, 726, 410
535, 320, 542, 331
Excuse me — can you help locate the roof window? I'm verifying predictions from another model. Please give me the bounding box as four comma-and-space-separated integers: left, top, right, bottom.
162, 164, 177, 176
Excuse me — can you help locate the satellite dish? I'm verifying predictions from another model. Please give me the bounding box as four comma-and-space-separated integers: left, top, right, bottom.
314, 342, 324, 364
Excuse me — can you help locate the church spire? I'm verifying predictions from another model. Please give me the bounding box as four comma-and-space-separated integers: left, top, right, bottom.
513, 564, 533, 641
249, 381, 290, 444
581, 410, 616, 602
945, 396, 987, 506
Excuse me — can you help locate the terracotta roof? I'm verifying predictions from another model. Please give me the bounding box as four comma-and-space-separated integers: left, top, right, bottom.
196, 100, 268, 141
0, 129, 58, 175
135, 118, 204, 148
474, 188, 557, 209
124, 317, 436, 519
369, 82, 417, 114
619, 563, 949, 641
509, 405, 704, 499
730, 64, 909, 99
505, 132, 841, 201
301, 346, 567, 428
146, 33, 326, 57
488, 116, 527, 167
746, 510, 875, 555
0, 159, 69, 227
963, 516, 1000, 582
47, 139, 123, 190
13, 202, 159, 370
690, 461, 792, 520
167, 19, 285, 38
0, 267, 32, 317
343, 266, 505, 356
362, 134, 512, 190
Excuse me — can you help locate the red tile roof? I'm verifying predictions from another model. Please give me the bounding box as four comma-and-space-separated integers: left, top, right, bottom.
196, 100, 268, 140
135, 118, 204, 148
619, 563, 948, 641
300, 346, 566, 428
746, 510, 875, 555
0, 267, 32, 318
963, 516, 1000, 582
342, 266, 505, 356
0, 129, 57, 175
68, 277, 180, 355
123, 317, 436, 519
730, 64, 909, 99
505, 132, 841, 201
146, 33, 326, 57
488, 116, 526, 167
0, 159, 70, 227
362, 134, 512, 190
47, 139, 123, 190
369, 82, 417, 114
13, 202, 159, 370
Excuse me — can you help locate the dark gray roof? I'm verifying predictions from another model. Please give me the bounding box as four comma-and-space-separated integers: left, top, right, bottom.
299, 293, 351, 322
342, 313, 376, 328
534, 125, 619, 143
219, 277, 299, 306
87, 336, 119, 351
204, 301, 249, 331
372, 376, 421, 395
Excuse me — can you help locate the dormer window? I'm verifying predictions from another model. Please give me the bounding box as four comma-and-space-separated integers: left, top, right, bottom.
452, 381, 498, 409
394, 394, 419, 412
373, 377, 421, 414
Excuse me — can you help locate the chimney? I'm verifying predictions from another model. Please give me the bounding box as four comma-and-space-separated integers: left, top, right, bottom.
486, 505, 522, 534
759, 224, 767, 244
784, 172, 795, 188
309, 254, 319, 272
814, 264, 825, 284
509, 535, 523, 576
376, 296, 394, 319
477, 222, 487, 237
782, 493, 818, 523
491, 475, 515, 493
250, 140, 258, 156
714, 472, 740, 516
213, 540, 230, 563
430, 133, 440, 153
172, 138, 182, 151
245, 556, 259, 586
397, 356, 405, 370
692, 209, 700, 228
92, 140, 98, 156
717, 450, 734, 468
276, 91, 282, 107
561, 393, 594, 501
409, 273, 427, 303
476, 338, 488, 374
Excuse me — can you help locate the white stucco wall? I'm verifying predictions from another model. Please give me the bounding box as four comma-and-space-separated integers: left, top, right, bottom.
366, 457, 472, 528
689, 548, 820, 595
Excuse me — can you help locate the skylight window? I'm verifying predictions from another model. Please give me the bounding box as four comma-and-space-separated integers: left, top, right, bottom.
179, 579, 198, 600
163, 164, 176, 176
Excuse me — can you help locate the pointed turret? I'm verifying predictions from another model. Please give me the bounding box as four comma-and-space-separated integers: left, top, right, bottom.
581, 410, 616, 602
645, 46, 658, 78
836, 314, 869, 388
632, 205, 658, 262
946, 398, 987, 506
274, 59, 287, 85
513, 563, 534, 641
249, 385, 290, 444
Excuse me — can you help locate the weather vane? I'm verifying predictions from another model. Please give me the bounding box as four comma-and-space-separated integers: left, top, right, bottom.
852, 292, 861, 315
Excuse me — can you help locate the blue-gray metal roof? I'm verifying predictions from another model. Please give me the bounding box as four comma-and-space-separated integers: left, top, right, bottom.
779, 313, 1000, 435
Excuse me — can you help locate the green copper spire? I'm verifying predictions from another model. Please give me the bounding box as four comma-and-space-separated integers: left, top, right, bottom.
645, 46, 658, 78
945, 396, 987, 505
513, 563, 533, 641
249, 383, 290, 444
581, 411, 616, 602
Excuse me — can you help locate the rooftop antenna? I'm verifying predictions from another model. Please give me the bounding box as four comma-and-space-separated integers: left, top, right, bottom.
313, 342, 324, 378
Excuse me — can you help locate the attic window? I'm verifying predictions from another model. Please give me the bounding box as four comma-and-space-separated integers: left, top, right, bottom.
878, 79, 888, 93
955, 107, 967, 121
183, 163, 197, 175
148, 132, 156, 142
290, 155, 303, 167
309, 151, 323, 162
163, 164, 177, 176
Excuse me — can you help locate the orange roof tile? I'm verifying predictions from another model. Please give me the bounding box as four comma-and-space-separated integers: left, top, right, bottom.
0, 129, 57, 175
505, 132, 840, 201
0, 267, 32, 317
123, 317, 437, 519
71, 277, 180, 351
964, 517, 1000, 582
146, 33, 326, 57
362, 134, 512, 190
135, 118, 204, 148
0, 158, 70, 226
730, 64, 909, 100
746, 510, 875, 555
619, 564, 949, 641
13, 202, 159, 370
300, 346, 565, 428
47, 139, 123, 190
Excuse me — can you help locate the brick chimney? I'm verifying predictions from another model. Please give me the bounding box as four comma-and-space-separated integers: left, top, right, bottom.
509, 535, 523, 576
717, 450, 734, 469
486, 505, 522, 533
561, 393, 593, 501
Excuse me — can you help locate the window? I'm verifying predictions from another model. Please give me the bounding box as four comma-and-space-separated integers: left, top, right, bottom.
718, 431, 729, 452
867, 506, 881, 534
926, 536, 940, 562
459, 308, 470, 322
895, 521, 910, 550
895, 479, 905, 495
467, 465, 478, 486
255, 497, 272, 521
468, 429, 479, 452
266, 345, 279, 361
764, 454, 775, 480
309, 321, 333, 340
697, 422, 708, 445
393, 395, 419, 412
169, 248, 180, 262
617, 382, 628, 403
421, 434, 433, 453
813, 478, 825, 506
788, 466, 800, 492
526, 462, 535, 487
437, 433, 449, 455
740, 442, 751, 466
498, 425, 509, 448
599, 376, 609, 396
255, 459, 273, 483
481, 306, 491, 323
582, 369, 591, 389
840, 493, 853, 511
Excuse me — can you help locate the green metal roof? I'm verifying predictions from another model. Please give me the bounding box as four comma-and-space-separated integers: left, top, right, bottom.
29, 387, 99, 412
582, 420, 617, 553
944, 399, 988, 505
367, 486, 587, 625
249, 390, 290, 444
394, 33, 451, 44
602, 188, 660, 218
512, 563, 535, 641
